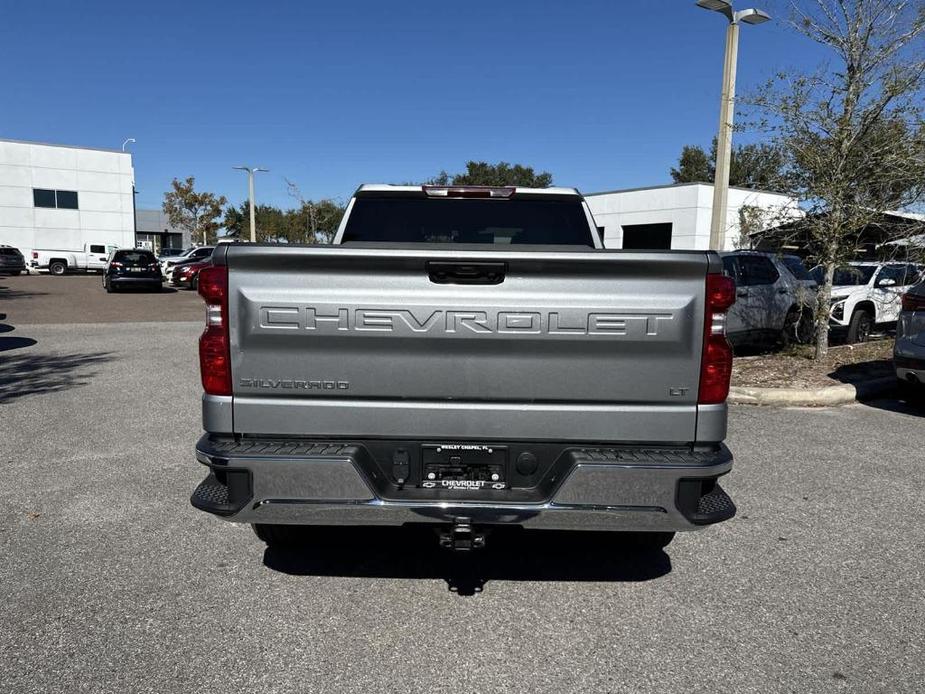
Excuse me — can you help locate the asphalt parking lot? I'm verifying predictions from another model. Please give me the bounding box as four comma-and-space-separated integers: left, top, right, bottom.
1, 273, 923, 693
3, 273, 203, 324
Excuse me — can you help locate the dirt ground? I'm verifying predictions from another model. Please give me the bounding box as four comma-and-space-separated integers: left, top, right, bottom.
732, 339, 895, 389
0, 272, 204, 324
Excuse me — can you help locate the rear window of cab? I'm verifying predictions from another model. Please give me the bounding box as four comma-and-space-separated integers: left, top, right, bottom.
113, 251, 156, 265
342, 197, 596, 246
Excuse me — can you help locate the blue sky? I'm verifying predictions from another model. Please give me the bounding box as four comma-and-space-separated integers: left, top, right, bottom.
2, 0, 825, 210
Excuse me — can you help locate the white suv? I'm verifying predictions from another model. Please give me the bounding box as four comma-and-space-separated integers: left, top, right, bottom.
812, 262, 923, 343
161, 246, 213, 281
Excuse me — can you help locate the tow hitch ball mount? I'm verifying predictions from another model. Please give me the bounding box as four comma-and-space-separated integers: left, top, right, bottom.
438, 517, 486, 551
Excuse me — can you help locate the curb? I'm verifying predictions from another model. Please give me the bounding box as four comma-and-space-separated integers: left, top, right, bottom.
728, 376, 896, 407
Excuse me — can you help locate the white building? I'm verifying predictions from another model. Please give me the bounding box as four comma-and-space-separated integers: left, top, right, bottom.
585, 182, 800, 251
0, 138, 136, 260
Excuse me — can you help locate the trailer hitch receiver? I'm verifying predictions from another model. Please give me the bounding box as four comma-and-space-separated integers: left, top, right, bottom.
438, 517, 486, 551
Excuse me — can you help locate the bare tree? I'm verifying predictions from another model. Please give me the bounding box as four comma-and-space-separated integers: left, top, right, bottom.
285, 179, 345, 244
747, 0, 925, 357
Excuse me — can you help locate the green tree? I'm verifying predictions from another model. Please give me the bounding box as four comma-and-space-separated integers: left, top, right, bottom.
222, 203, 247, 239
163, 177, 227, 246
670, 139, 788, 190
747, 0, 925, 358
448, 161, 553, 187
670, 145, 713, 184
223, 202, 289, 243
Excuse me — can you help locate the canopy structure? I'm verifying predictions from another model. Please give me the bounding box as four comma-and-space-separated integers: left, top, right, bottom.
751, 210, 925, 261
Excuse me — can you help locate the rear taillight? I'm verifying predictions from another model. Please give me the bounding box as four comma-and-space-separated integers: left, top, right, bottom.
32, 251, 38, 259
902, 292, 925, 312
198, 265, 231, 396
110, 261, 123, 268
699, 273, 736, 405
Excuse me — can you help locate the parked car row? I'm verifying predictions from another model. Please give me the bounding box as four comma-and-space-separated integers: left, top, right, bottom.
99, 245, 217, 292
5, 238, 234, 277
716, 253, 924, 349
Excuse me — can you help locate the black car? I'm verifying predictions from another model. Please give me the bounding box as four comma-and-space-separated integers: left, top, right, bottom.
103, 249, 163, 292
0, 245, 26, 275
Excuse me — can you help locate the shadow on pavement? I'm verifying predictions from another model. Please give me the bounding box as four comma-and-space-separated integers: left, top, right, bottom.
113, 285, 178, 294
0, 283, 49, 300
0, 336, 37, 352
828, 358, 895, 385
859, 394, 925, 417
0, 347, 114, 403
262, 526, 672, 595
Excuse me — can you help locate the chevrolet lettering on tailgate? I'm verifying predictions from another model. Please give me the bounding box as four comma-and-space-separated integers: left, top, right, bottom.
256, 306, 679, 339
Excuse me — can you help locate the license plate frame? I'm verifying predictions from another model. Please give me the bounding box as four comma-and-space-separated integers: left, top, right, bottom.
419, 444, 509, 491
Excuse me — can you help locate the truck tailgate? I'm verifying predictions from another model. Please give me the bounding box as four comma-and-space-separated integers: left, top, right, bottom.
223, 245, 712, 443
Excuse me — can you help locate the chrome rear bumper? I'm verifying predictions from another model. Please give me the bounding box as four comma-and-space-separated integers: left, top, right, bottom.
192, 436, 735, 532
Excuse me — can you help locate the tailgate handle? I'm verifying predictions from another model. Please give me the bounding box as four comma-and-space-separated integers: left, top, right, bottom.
427, 262, 506, 285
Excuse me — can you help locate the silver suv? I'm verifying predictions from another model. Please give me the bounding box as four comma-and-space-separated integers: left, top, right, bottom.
720, 251, 817, 347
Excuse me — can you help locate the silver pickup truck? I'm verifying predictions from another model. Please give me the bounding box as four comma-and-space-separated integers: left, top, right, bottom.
191, 184, 737, 551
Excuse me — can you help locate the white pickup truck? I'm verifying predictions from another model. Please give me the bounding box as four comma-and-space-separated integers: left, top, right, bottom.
31, 242, 118, 275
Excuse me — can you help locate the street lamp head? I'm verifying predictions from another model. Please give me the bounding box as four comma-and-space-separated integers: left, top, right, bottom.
736, 8, 771, 24
697, 0, 734, 20
696, 0, 732, 11
233, 165, 250, 172
254, 167, 269, 173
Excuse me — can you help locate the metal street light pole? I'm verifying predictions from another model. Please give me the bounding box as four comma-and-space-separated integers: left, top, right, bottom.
696, 0, 770, 251
121, 138, 136, 152
233, 166, 269, 243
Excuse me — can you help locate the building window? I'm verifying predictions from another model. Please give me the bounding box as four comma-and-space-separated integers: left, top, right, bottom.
33, 189, 57, 208
621, 223, 672, 250
56, 190, 79, 209
33, 188, 79, 209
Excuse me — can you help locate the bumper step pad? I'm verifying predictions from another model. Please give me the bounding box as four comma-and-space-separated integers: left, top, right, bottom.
190, 470, 253, 517
676, 479, 736, 525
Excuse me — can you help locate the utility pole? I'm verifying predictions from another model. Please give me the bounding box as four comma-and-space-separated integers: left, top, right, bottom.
696, 1, 770, 251
711, 20, 739, 252
233, 166, 269, 242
